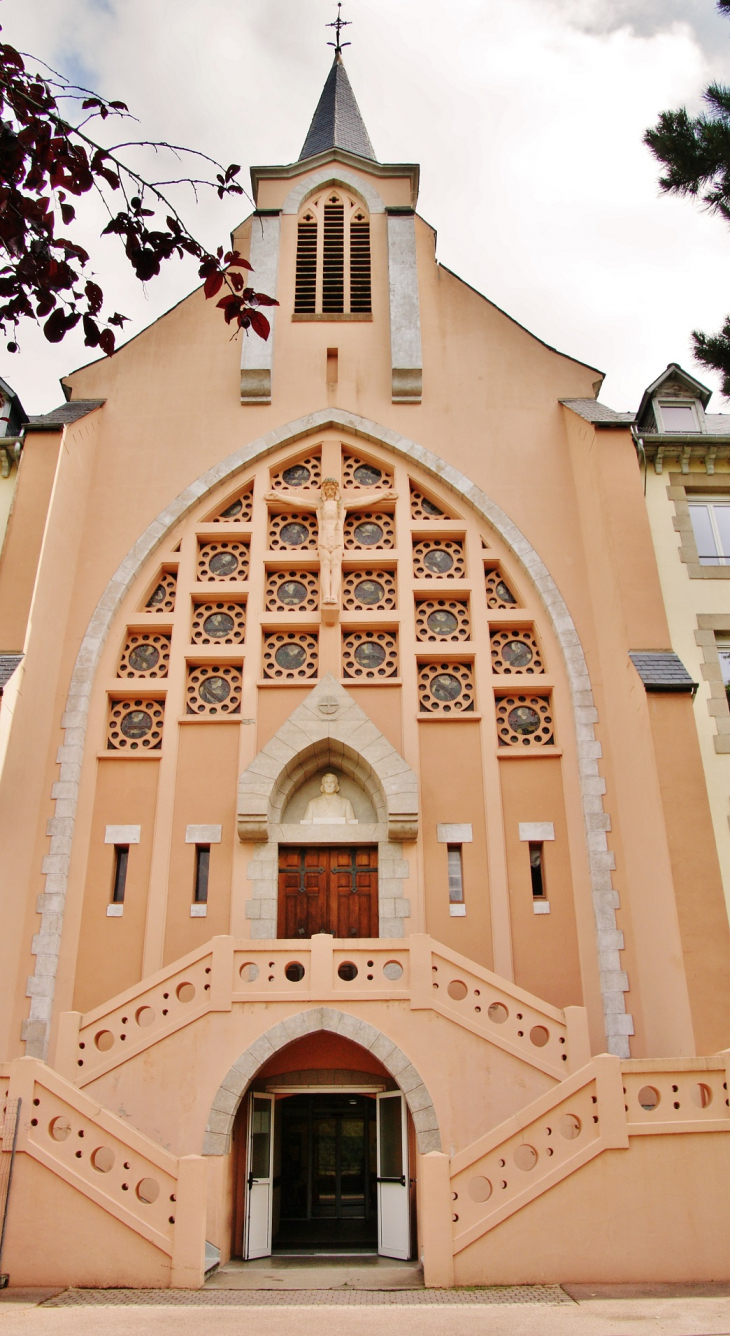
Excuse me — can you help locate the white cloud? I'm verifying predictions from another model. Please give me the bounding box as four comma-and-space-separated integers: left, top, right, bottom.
4, 0, 730, 414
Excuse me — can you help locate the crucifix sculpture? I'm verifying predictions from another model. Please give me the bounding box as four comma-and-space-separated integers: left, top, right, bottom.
265, 478, 397, 623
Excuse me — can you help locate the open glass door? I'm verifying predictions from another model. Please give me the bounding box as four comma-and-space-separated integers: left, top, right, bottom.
244, 1092, 274, 1259
376, 1091, 409, 1259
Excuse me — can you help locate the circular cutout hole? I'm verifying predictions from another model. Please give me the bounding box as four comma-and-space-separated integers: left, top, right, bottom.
558, 1114, 581, 1141
285, 962, 305, 983
91, 1146, 115, 1174
447, 980, 468, 1001
94, 1030, 114, 1052
692, 1082, 713, 1109
176, 982, 195, 1004
638, 1085, 660, 1111
513, 1144, 538, 1172
529, 1025, 549, 1048
136, 1177, 160, 1205
338, 962, 358, 982
239, 962, 260, 984
487, 1002, 508, 1025
135, 1006, 155, 1028
383, 960, 403, 982
468, 1175, 492, 1203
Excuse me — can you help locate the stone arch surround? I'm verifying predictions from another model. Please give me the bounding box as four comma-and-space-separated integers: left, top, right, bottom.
26, 408, 631, 1062
202, 1007, 441, 1156
281, 167, 385, 215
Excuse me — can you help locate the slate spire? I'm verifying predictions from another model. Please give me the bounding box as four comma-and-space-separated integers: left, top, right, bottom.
298, 52, 376, 163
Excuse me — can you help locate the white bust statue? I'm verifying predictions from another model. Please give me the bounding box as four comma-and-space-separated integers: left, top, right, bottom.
300, 772, 358, 825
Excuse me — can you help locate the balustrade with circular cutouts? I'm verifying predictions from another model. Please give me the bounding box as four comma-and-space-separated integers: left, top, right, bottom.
117, 631, 171, 679
342, 568, 396, 611
207, 487, 253, 523
191, 601, 246, 645
413, 538, 466, 580
415, 598, 471, 643
263, 631, 319, 680
186, 663, 242, 715
268, 510, 317, 552
76, 966, 210, 1074
485, 565, 520, 609
429, 958, 569, 1068
342, 629, 398, 680
490, 628, 544, 675
143, 569, 177, 613
265, 568, 319, 612
418, 661, 475, 714
197, 540, 249, 583
270, 453, 321, 492
342, 453, 393, 491
107, 698, 164, 751
344, 511, 395, 550
496, 693, 554, 747
622, 1071, 729, 1121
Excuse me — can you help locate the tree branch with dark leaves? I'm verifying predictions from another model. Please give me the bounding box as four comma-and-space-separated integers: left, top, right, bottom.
0, 28, 277, 356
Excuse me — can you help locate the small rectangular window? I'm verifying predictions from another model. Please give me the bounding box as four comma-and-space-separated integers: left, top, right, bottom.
717, 637, 730, 704
688, 499, 730, 566
194, 845, 210, 903
326, 347, 338, 386
447, 845, 464, 903
112, 845, 129, 903
658, 402, 698, 432
529, 843, 545, 898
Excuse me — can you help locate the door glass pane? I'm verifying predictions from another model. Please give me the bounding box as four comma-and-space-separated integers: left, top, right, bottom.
689, 505, 719, 564
378, 1097, 403, 1178
340, 1116, 366, 1217
312, 1117, 337, 1217
712, 505, 730, 561
251, 1097, 272, 1178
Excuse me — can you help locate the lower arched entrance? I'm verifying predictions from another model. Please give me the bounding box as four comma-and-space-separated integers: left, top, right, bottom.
230, 1029, 417, 1260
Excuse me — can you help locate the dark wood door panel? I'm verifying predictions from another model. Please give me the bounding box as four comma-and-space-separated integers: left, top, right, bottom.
277, 847, 378, 939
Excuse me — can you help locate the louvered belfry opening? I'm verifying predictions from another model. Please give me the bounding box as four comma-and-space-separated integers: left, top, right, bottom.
294, 213, 318, 314
323, 198, 345, 313
294, 192, 371, 316
350, 211, 371, 313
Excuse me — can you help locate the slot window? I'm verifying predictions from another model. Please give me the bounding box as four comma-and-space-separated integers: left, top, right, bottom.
447, 844, 464, 903
194, 845, 210, 904
112, 845, 129, 904
529, 842, 546, 898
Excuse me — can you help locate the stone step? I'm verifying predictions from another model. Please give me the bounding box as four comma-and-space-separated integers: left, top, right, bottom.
205, 1255, 425, 1291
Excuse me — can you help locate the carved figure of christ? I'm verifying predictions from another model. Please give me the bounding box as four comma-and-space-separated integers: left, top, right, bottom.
265, 480, 396, 605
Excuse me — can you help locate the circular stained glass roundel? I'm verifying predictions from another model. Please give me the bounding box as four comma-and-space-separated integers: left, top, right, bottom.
282, 464, 311, 487
502, 639, 533, 668
496, 581, 516, 605
120, 709, 153, 739
279, 580, 308, 606
209, 551, 238, 577
421, 496, 443, 516
354, 521, 383, 547
353, 464, 382, 487
275, 643, 307, 670
424, 548, 454, 575
280, 522, 309, 546
129, 644, 160, 672
427, 609, 458, 636
220, 498, 242, 518
354, 641, 386, 669
148, 583, 167, 606
507, 706, 541, 735
200, 676, 231, 705
354, 579, 384, 605
203, 612, 235, 639
431, 673, 462, 703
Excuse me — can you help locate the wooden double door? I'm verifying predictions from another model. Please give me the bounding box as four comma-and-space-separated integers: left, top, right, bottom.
278, 847, 378, 939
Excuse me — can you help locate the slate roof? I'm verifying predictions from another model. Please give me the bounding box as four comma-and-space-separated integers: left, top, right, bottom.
27, 400, 105, 430
629, 652, 697, 693
0, 654, 22, 696
299, 53, 376, 162
560, 399, 635, 428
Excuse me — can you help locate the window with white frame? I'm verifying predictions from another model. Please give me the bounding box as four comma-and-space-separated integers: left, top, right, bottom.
656, 401, 700, 432
717, 637, 730, 703
688, 499, 730, 566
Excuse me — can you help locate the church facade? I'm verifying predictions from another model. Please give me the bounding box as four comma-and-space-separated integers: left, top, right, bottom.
1, 54, 730, 1288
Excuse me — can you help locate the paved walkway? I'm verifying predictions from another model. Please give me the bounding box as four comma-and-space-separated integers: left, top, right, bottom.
1, 1283, 730, 1335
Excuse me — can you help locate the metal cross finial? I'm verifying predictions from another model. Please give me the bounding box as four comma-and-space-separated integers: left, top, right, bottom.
327, 2, 351, 54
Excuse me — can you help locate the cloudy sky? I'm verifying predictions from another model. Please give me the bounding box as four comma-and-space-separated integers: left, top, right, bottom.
6, 0, 730, 412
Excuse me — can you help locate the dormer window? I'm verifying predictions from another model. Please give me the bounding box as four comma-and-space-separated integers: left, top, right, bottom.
294, 192, 371, 316
655, 400, 701, 432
